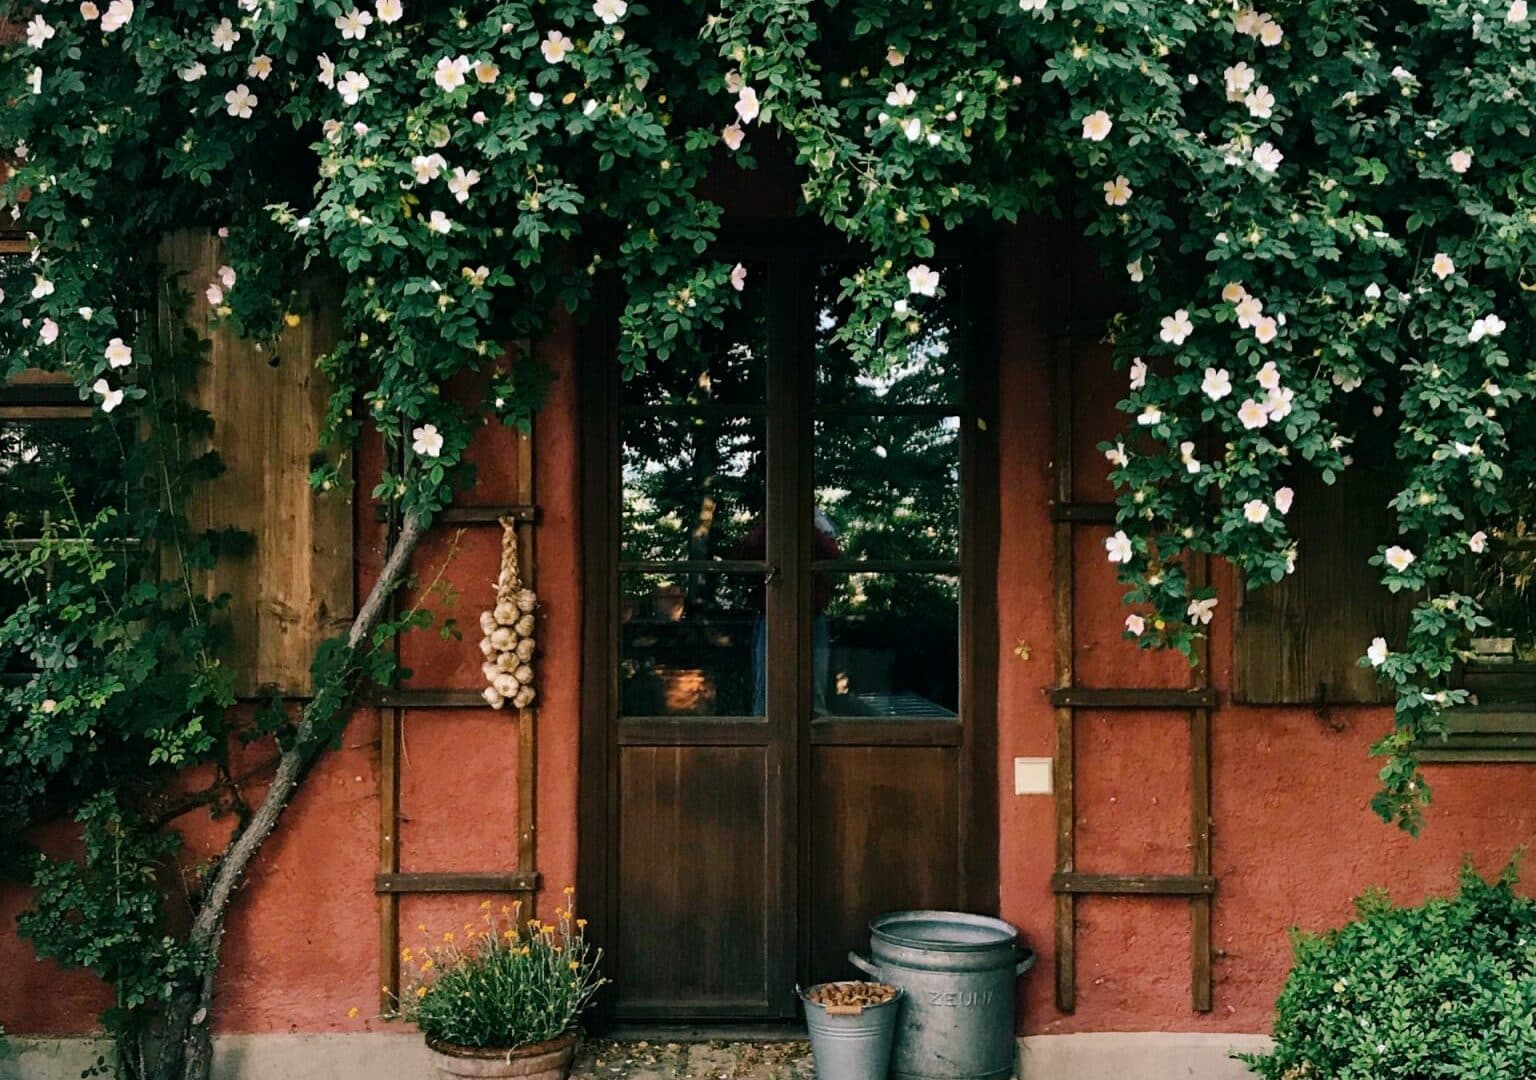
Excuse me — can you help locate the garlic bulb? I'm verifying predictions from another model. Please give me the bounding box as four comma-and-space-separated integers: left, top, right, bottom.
481, 516, 539, 711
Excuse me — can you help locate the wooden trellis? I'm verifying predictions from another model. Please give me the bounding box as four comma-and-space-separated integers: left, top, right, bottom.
1048, 283, 1215, 1015
374, 427, 542, 1014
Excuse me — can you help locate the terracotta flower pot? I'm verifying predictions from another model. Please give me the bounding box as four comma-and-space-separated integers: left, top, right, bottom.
425, 1032, 578, 1080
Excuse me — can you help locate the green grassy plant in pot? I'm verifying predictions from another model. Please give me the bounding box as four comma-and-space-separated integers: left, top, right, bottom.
397, 895, 606, 1080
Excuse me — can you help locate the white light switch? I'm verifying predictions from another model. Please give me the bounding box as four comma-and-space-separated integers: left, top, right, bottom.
1014, 757, 1053, 795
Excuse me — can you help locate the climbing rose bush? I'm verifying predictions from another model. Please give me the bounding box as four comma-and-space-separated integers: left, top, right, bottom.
1, 0, 1535, 1069
4, 0, 1534, 818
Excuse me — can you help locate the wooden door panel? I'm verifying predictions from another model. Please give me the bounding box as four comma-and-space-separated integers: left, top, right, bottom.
615, 745, 778, 1016
808, 745, 961, 985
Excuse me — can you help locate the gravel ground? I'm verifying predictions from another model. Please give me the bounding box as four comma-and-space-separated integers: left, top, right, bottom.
571, 1040, 815, 1079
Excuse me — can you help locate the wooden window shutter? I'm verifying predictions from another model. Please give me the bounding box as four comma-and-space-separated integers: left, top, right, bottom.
161, 232, 353, 697
1234, 464, 1414, 706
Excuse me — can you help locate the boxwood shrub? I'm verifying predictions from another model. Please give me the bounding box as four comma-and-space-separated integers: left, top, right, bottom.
1242, 864, 1536, 1079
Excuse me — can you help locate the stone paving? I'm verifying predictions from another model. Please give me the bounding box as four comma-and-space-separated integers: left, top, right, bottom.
571, 1040, 815, 1079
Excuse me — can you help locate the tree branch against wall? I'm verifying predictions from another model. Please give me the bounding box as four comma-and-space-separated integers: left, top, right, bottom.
1, 1, 1534, 1076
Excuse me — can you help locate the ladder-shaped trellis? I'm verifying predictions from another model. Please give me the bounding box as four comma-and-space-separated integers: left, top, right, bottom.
1049, 314, 1215, 1015
374, 426, 542, 1014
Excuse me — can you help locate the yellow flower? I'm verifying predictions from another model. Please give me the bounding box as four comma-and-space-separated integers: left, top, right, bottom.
480, 899, 492, 910
416, 985, 428, 998
347, 1007, 360, 1019
568, 961, 580, 971
284, 312, 301, 327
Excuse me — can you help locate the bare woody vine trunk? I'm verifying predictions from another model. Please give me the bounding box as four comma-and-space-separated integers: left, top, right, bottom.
149, 515, 429, 1080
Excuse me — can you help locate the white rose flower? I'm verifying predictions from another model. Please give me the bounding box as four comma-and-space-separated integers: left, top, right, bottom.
1103, 174, 1133, 206
434, 55, 472, 92
224, 83, 258, 119
211, 17, 240, 51
1367, 637, 1389, 667
541, 30, 573, 63
1383, 545, 1415, 572
338, 70, 370, 106
27, 16, 56, 49
1432, 253, 1454, 280
1243, 499, 1269, 524
1237, 398, 1269, 430
93, 378, 124, 412
1104, 531, 1134, 564
412, 424, 445, 457
1274, 486, 1294, 514
906, 264, 940, 296
335, 9, 373, 40
1187, 597, 1218, 625
1202, 368, 1232, 400
105, 337, 133, 367
593, 0, 628, 24
1158, 308, 1192, 345
1129, 357, 1147, 389
1252, 141, 1284, 173
1125, 613, 1146, 636
447, 166, 481, 204
735, 86, 761, 123
100, 0, 133, 32
1081, 110, 1113, 141
376, 0, 403, 23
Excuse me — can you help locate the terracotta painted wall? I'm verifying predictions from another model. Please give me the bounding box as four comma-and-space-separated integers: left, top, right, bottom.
4, 221, 1535, 1040
0, 322, 584, 1037
993, 220, 1536, 1035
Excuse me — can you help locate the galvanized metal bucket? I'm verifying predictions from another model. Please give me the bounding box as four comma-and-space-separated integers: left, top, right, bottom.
800, 982, 904, 1080
850, 911, 1035, 1080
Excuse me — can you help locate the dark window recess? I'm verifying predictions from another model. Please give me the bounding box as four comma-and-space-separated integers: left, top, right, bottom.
1, 238, 132, 675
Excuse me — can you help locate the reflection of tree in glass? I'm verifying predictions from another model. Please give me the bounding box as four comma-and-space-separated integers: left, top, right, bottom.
813, 263, 960, 619
620, 278, 768, 573
813, 264, 965, 714
1472, 423, 1536, 658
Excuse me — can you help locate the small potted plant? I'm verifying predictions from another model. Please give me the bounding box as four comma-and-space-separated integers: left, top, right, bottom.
396, 894, 605, 1080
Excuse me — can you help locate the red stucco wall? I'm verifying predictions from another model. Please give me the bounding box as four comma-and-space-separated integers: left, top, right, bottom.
3, 224, 1534, 1039
994, 220, 1536, 1036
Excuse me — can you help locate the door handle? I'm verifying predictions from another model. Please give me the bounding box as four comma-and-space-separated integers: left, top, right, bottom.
765, 563, 781, 584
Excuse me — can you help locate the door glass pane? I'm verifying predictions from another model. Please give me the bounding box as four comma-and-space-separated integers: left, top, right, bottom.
814, 573, 959, 719
620, 570, 765, 717
814, 415, 960, 562
622, 415, 766, 563
622, 265, 768, 408
814, 263, 961, 406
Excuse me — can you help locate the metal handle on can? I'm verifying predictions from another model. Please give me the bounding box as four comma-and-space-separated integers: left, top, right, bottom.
1015, 947, 1036, 977
848, 951, 881, 978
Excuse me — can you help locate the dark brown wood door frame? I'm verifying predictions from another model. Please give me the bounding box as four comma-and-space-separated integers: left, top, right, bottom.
579, 223, 999, 1023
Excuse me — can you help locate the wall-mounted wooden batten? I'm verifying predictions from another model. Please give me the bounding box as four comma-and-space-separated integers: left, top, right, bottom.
375, 430, 542, 1015
159, 232, 354, 697
1048, 246, 1215, 1015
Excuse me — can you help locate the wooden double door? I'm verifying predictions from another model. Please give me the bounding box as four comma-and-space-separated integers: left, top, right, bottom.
581, 244, 997, 1021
